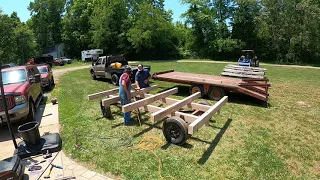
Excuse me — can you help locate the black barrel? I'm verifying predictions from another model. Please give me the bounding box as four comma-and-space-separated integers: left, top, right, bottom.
17, 122, 41, 146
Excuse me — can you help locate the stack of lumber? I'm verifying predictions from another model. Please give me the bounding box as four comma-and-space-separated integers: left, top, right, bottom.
220, 64, 267, 79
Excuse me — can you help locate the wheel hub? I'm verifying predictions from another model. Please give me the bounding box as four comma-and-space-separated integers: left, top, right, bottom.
169, 124, 180, 139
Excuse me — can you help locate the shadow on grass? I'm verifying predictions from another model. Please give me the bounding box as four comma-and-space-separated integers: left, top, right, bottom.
198, 118, 232, 165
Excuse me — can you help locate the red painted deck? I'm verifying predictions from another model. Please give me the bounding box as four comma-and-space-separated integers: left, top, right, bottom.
152, 70, 270, 101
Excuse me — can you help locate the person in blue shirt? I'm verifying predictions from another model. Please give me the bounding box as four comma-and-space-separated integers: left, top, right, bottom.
135, 64, 151, 90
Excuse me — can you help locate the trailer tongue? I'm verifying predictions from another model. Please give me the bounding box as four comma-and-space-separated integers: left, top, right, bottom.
152, 70, 270, 102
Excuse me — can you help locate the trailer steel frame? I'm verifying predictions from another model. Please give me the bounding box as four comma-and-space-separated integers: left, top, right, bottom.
88, 86, 228, 145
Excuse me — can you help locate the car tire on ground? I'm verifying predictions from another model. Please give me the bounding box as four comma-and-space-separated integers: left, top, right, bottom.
111, 74, 119, 86
91, 70, 96, 80
189, 84, 204, 97
27, 101, 36, 122
208, 86, 225, 101
162, 116, 189, 145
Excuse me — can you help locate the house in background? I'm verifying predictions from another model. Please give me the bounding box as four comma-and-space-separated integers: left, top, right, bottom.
42, 43, 67, 58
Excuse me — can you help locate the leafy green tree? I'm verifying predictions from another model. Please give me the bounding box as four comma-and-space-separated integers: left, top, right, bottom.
62, 0, 94, 58
28, 0, 65, 52
90, 0, 128, 54
127, 2, 178, 59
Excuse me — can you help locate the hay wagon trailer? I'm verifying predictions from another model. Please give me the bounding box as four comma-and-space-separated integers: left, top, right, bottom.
88, 85, 228, 145
152, 70, 270, 102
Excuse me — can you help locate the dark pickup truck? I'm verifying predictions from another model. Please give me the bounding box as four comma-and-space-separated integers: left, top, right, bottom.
90, 55, 151, 86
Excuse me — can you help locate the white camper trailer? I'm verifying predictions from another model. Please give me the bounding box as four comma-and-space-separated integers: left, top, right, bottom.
81, 49, 103, 61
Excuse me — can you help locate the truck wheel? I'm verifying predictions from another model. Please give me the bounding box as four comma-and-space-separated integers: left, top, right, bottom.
111, 74, 119, 86
27, 101, 36, 122
100, 100, 112, 118
189, 84, 204, 97
162, 117, 189, 145
51, 78, 55, 85
91, 70, 96, 80
208, 86, 225, 101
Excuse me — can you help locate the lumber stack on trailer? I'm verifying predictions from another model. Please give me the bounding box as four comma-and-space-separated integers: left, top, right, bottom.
221, 64, 267, 79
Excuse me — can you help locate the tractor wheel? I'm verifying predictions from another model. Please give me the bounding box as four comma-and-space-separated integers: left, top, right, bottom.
111, 74, 119, 86
208, 86, 225, 101
100, 100, 112, 118
189, 84, 204, 97
255, 60, 260, 67
162, 117, 189, 145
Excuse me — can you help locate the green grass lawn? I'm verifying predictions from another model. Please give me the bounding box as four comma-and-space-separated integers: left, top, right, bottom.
55, 61, 320, 179
52, 60, 90, 69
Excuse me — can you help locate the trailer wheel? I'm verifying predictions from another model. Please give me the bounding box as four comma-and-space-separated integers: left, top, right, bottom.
208, 86, 225, 101
189, 84, 204, 97
162, 117, 189, 145
100, 100, 112, 118
111, 74, 119, 86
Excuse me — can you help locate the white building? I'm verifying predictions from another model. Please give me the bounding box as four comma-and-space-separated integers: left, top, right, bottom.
81, 49, 103, 61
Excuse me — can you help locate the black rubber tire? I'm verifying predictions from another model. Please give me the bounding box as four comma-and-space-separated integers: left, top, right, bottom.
208, 86, 225, 101
162, 117, 189, 145
256, 60, 260, 67
111, 74, 119, 86
189, 84, 204, 97
91, 70, 96, 80
27, 101, 36, 122
51, 78, 55, 85
100, 100, 112, 118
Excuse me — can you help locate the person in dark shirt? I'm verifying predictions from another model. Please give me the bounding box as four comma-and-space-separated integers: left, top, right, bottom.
135, 64, 151, 90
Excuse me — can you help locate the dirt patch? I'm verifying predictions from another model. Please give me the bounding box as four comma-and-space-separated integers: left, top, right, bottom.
286, 158, 302, 175
297, 101, 311, 108
312, 161, 320, 176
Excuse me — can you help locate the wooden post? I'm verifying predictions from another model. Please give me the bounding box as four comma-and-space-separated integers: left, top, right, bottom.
188, 96, 228, 134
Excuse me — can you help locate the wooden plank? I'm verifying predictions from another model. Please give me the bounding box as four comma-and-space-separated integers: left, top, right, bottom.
188, 96, 228, 134
151, 92, 201, 122
88, 84, 137, 100
102, 85, 157, 106
237, 87, 268, 101
140, 104, 198, 123
223, 68, 265, 75
221, 72, 264, 79
88, 88, 119, 100
144, 94, 211, 112
239, 83, 271, 87
122, 88, 178, 113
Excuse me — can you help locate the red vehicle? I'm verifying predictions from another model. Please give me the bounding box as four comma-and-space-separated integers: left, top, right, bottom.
0, 65, 43, 124
53, 58, 65, 66
36, 64, 54, 89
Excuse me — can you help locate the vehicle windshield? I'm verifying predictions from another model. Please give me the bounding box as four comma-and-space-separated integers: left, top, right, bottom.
38, 67, 48, 74
2, 69, 27, 85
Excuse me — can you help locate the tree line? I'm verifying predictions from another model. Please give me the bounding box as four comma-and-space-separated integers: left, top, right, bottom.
1, 0, 320, 64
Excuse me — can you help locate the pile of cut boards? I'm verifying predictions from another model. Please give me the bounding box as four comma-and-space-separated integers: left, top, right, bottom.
220, 64, 267, 79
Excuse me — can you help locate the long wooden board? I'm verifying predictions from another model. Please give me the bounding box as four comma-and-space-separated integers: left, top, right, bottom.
88, 88, 119, 100
144, 94, 211, 112
101, 86, 157, 106
122, 88, 178, 113
150, 92, 201, 122
88, 85, 137, 100
188, 96, 228, 134
142, 104, 198, 123
223, 68, 265, 75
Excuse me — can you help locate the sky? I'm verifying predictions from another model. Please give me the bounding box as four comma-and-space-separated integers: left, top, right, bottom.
0, 0, 188, 23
